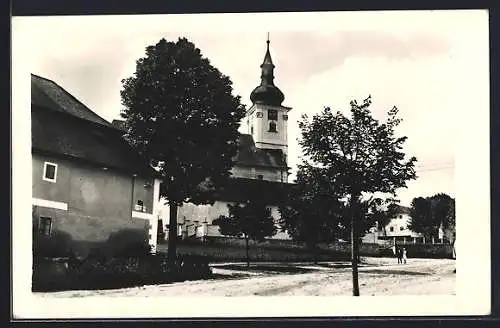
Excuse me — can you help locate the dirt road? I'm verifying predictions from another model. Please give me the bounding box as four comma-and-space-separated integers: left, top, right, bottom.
36, 258, 455, 297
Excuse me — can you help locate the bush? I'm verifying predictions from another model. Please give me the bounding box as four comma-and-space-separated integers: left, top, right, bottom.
32, 252, 213, 292
33, 229, 74, 258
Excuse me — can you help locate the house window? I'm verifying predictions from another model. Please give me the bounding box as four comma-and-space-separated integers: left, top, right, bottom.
257, 174, 263, 180
268, 109, 278, 120
251, 125, 254, 135
43, 162, 58, 183
283, 114, 288, 121
269, 121, 277, 133
400, 226, 405, 231
399, 215, 403, 219
389, 227, 394, 232
39, 217, 52, 236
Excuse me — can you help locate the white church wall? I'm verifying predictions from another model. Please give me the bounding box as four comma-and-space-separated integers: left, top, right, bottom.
159, 199, 291, 240
230, 165, 284, 182
177, 201, 231, 224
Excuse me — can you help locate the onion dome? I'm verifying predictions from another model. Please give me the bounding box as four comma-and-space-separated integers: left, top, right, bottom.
250, 36, 285, 106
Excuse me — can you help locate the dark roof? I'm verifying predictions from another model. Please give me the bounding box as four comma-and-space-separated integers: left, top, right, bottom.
111, 119, 127, 132
31, 74, 157, 177
106, 126, 286, 171
216, 177, 295, 204
234, 134, 287, 169
395, 205, 411, 214
31, 74, 114, 128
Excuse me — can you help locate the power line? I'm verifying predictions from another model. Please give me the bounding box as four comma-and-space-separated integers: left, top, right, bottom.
415, 165, 454, 173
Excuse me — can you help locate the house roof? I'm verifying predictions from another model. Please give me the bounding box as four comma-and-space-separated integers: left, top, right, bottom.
31, 74, 114, 128
31, 74, 157, 177
395, 205, 411, 215
234, 134, 287, 169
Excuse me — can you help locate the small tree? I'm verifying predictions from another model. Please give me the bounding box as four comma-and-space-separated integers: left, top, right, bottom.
298, 95, 417, 296
213, 201, 277, 267
367, 198, 400, 237
120, 38, 246, 266
279, 164, 345, 252
430, 193, 455, 242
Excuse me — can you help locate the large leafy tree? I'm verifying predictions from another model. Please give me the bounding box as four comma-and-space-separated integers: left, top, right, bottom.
409, 193, 455, 243
120, 38, 246, 265
430, 193, 455, 236
213, 201, 277, 267
408, 197, 433, 239
298, 95, 417, 296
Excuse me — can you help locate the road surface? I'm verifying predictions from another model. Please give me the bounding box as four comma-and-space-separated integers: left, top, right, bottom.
36, 258, 455, 297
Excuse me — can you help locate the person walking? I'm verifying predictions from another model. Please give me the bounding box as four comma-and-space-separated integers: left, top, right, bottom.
396, 247, 402, 264
402, 247, 408, 264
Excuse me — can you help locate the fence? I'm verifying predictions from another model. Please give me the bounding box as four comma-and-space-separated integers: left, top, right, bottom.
157, 237, 454, 261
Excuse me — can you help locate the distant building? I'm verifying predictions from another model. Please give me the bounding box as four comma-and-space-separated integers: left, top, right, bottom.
377, 205, 424, 244
362, 205, 424, 245
31, 74, 162, 257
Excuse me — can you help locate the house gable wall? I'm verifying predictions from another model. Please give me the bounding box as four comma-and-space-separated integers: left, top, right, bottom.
32, 153, 157, 257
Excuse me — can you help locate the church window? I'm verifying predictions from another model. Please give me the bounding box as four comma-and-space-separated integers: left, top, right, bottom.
251, 125, 254, 135
268, 121, 277, 133
268, 109, 278, 120
256, 112, 263, 118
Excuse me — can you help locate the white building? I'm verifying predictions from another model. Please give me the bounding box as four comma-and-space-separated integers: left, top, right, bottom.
376, 207, 424, 244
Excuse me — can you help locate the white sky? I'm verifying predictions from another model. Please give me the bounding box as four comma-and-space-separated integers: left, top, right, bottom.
16, 10, 489, 206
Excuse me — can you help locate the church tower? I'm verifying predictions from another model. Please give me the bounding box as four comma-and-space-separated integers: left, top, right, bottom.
246, 35, 291, 159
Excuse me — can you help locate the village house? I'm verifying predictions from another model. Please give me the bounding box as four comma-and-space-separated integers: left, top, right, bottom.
361, 204, 453, 245
368, 205, 425, 245
31, 74, 162, 257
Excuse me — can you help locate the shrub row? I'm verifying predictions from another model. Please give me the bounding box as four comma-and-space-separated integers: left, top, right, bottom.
32, 251, 213, 292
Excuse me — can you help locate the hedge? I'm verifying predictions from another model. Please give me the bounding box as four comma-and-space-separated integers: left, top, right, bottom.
32, 252, 213, 292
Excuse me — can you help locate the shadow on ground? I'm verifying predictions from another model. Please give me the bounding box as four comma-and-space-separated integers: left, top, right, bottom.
361, 269, 429, 276
215, 264, 317, 274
